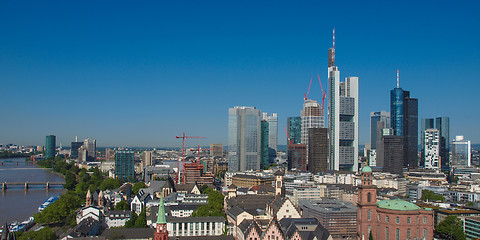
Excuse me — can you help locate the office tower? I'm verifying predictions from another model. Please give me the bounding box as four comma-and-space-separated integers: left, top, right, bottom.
210, 144, 223, 157
424, 129, 440, 169
435, 117, 450, 169
390, 71, 418, 168
144, 151, 153, 167
263, 113, 278, 151
287, 117, 302, 144
327, 30, 359, 171
403, 91, 418, 168
307, 128, 328, 173
301, 100, 323, 144
83, 138, 96, 161
287, 144, 307, 171
370, 111, 390, 149
260, 119, 270, 169
71, 141, 84, 159
451, 136, 471, 167
420, 118, 434, 166
78, 145, 88, 162
376, 122, 394, 169
115, 148, 134, 179
45, 135, 56, 159
383, 135, 405, 174
228, 106, 261, 172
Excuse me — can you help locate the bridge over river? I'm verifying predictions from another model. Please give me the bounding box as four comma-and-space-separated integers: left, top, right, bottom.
2, 181, 64, 190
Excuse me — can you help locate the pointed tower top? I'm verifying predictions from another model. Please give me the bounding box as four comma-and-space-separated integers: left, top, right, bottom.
86, 189, 92, 198
333, 28, 335, 49
156, 197, 167, 224
397, 70, 399, 88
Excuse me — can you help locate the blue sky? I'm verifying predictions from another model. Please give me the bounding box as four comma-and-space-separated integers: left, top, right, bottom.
1, 1, 479, 147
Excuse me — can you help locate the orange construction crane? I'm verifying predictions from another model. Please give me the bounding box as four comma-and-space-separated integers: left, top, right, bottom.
284, 125, 293, 145
175, 133, 205, 184
304, 76, 313, 100
317, 74, 326, 110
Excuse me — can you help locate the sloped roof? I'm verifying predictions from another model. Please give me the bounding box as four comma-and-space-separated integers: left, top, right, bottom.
226, 194, 274, 210
269, 195, 287, 214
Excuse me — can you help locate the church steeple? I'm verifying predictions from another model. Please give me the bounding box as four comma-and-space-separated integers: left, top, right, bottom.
154, 197, 168, 240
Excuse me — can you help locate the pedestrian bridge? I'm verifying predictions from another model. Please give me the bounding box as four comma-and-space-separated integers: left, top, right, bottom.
2, 182, 64, 190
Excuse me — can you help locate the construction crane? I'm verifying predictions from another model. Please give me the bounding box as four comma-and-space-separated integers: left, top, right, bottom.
284, 125, 293, 145
304, 76, 313, 100
175, 133, 205, 184
316, 74, 327, 110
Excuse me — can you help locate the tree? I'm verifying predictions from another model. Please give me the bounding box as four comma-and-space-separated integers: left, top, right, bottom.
421, 190, 445, 202
115, 200, 130, 210
100, 177, 122, 191
134, 210, 147, 228
18, 226, 56, 240
191, 187, 225, 217
124, 212, 138, 228
435, 215, 466, 240
64, 171, 77, 190
132, 182, 147, 196
369, 231, 374, 240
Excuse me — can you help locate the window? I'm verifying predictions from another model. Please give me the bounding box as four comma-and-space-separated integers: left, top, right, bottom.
407, 229, 411, 238
407, 217, 411, 224
386, 216, 389, 223
423, 217, 427, 224
368, 210, 371, 220
423, 228, 427, 239
378, 215, 380, 221
368, 225, 371, 234
395, 228, 400, 240
417, 228, 419, 237
396, 217, 400, 224
368, 192, 372, 202
385, 227, 389, 240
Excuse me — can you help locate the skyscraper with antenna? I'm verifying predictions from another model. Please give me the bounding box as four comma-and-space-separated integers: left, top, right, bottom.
327, 28, 359, 172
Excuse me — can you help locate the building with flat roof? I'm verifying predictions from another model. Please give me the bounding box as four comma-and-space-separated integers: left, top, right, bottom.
307, 128, 328, 173
300, 198, 357, 239
424, 129, 440, 169
287, 144, 307, 171
452, 135, 471, 167
465, 216, 480, 239
231, 174, 274, 188
210, 144, 223, 158
287, 117, 301, 144
115, 149, 134, 179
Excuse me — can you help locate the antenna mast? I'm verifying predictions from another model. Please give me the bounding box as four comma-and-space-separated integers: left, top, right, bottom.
397, 70, 399, 88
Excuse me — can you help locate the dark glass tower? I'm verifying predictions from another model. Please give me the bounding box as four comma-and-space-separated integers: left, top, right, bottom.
71, 141, 84, 159
390, 73, 418, 168
435, 117, 450, 169
390, 88, 404, 136
287, 117, 302, 144
115, 149, 134, 179
260, 120, 269, 169
45, 135, 56, 160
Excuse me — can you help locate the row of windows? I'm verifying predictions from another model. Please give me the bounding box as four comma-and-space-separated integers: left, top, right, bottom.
380, 227, 428, 240
372, 213, 428, 225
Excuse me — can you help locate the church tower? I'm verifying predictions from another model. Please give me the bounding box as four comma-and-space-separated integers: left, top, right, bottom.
154, 197, 168, 240
357, 166, 377, 240
98, 190, 105, 207
274, 170, 285, 196
86, 189, 92, 207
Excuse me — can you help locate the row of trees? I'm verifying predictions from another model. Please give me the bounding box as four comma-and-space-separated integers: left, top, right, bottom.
191, 186, 225, 217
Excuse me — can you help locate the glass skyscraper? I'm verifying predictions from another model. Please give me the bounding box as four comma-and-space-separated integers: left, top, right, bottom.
45, 135, 56, 159
260, 120, 269, 169
421, 118, 435, 167
115, 148, 134, 179
287, 117, 302, 144
228, 106, 261, 172
370, 111, 390, 149
301, 100, 323, 144
452, 136, 471, 167
262, 113, 278, 152
390, 81, 418, 168
435, 117, 450, 169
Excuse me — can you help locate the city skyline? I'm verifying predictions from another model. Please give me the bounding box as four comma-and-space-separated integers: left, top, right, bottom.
1, 1, 479, 147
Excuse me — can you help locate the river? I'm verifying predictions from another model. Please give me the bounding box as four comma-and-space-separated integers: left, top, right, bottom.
0, 158, 65, 224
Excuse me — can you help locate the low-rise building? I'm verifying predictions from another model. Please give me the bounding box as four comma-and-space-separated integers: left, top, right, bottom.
465, 216, 480, 239
231, 174, 274, 188
166, 216, 226, 237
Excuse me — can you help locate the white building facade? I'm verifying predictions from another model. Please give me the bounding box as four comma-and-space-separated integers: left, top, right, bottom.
424, 129, 440, 169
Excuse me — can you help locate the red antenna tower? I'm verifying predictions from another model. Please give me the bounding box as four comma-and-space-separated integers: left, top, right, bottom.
175, 132, 205, 184
397, 70, 400, 88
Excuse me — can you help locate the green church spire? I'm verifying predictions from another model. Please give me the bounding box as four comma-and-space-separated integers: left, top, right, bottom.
156, 197, 166, 224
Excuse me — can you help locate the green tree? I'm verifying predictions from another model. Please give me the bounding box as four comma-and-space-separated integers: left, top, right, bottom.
369, 231, 374, 240
435, 215, 466, 240
421, 190, 445, 202
134, 210, 147, 228
191, 187, 225, 217
132, 182, 147, 196
125, 212, 138, 228
18, 226, 56, 240
64, 171, 77, 190
100, 177, 122, 191
115, 200, 130, 210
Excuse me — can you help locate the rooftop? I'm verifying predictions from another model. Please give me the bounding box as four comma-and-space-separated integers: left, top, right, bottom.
376, 199, 423, 211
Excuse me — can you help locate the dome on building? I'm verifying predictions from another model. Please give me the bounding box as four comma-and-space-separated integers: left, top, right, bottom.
361, 166, 372, 173
377, 199, 422, 211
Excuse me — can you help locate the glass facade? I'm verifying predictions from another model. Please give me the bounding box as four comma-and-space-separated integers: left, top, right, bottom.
452, 136, 471, 167
115, 149, 134, 179
228, 107, 261, 172
404, 97, 418, 167
370, 111, 390, 149
287, 117, 302, 144
435, 117, 450, 169
70, 141, 84, 159
260, 120, 269, 169
390, 88, 404, 136
45, 135, 56, 159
